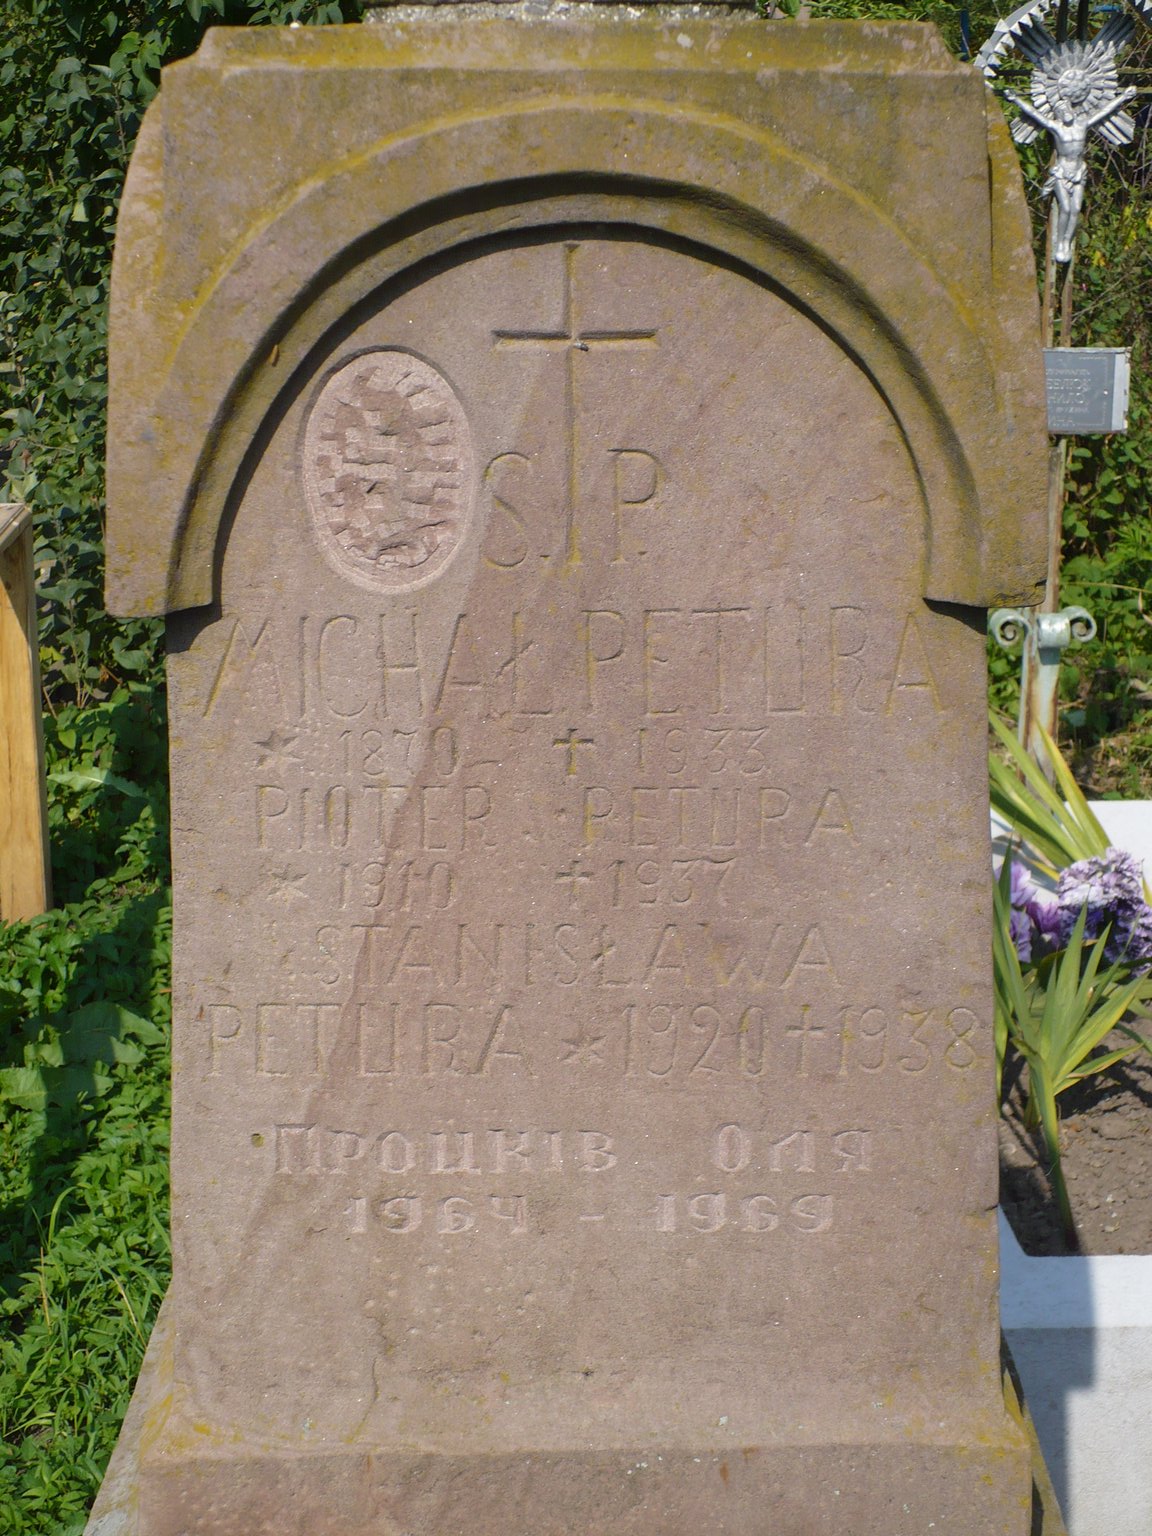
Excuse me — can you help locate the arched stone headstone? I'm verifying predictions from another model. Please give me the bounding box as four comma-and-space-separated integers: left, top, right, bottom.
95, 10, 1049, 1533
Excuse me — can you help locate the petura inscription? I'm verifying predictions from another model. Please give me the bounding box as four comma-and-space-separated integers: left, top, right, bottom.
204, 993, 985, 1081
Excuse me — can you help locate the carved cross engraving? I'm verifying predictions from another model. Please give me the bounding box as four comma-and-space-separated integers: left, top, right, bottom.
493, 242, 658, 565
552, 724, 595, 776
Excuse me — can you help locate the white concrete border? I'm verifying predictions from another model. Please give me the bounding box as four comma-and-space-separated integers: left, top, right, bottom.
1000, 1215, 1152, 1536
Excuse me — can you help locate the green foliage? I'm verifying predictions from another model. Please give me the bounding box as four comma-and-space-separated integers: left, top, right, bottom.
0, 1074, 170, 1532
1060, 198, 1152, 785
992, 719, 1152, 1248
808, 0, 997, 34
2, 2, 164, 709
993, 863, 1152, 1247
989, 712, 1113, 874
0, 4, 353, 1526
989, 30, 1152, 790
0, 686, 171, 1528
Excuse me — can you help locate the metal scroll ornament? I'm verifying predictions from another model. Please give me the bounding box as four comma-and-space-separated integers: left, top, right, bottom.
303, 349, 474, 592
976, 0, 1152, 262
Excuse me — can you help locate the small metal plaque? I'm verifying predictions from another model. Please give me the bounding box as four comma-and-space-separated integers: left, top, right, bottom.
1044, 347, 1130, 435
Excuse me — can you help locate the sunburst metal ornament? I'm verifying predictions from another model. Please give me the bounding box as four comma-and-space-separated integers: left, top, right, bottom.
976, 0, 1151, 261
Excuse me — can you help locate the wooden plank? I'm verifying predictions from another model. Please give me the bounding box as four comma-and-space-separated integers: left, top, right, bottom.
0, 500, 30, 553
0, 502, 51, 921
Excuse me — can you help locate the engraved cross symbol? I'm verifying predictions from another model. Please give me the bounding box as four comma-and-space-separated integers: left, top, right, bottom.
555, 863, 593, 905
553, 725, 594, 776
493, 242, 658, 565
786, 1005, 827, 1077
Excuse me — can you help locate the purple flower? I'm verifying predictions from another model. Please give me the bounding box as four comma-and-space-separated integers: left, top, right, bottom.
1008, 862, 1059, 963
1058, 847, 1145, 911
1055, 848, 1152, 969
1030, 889, 1063, 946
1009, 902, 1034, 962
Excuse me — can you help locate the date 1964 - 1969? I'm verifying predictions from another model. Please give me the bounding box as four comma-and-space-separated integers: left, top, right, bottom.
338, 1189, 834, 1236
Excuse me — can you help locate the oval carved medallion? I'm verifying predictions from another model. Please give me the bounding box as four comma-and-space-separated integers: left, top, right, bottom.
303, 349, 473, 591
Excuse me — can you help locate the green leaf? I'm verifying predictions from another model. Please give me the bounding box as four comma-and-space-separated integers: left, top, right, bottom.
56, 1001, 162, 1064
989, 713, 1110, 871
0, 1065, 49, 1111
47, 766, 147, 798
40, 1062, 116, 1104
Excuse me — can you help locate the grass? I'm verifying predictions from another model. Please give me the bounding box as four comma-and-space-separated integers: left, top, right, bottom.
0, 689, 171, 1533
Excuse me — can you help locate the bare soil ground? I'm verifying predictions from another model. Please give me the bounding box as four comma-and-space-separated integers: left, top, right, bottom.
1000, 1055, 1152, 1255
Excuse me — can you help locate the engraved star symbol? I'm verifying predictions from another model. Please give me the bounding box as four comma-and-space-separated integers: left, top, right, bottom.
265, 865, 308, 903
255, 728, 301, 772
560, 1027, 607, 1068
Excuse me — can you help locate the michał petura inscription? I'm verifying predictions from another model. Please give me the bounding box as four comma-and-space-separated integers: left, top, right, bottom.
198, 602, 943, 727
93, 15, 1050, 1536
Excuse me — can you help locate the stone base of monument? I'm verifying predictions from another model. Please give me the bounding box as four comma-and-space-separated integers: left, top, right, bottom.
86, 1296, 1067, 1536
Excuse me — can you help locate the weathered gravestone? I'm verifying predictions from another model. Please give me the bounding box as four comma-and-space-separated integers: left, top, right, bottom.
94, 7, 1050, 1533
